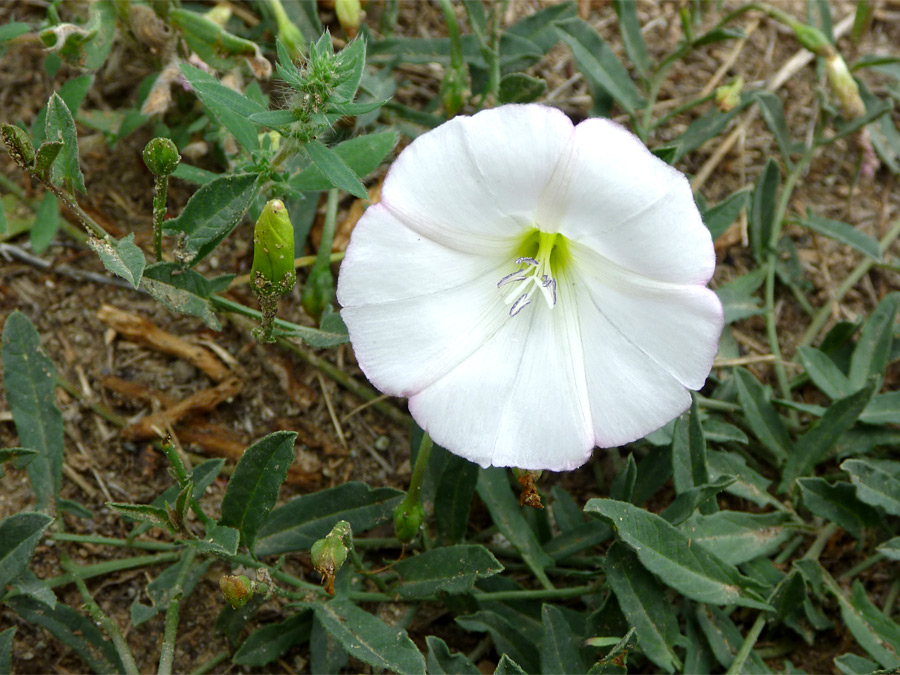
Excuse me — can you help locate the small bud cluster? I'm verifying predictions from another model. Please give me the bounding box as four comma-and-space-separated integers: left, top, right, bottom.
310, 520, 352, 595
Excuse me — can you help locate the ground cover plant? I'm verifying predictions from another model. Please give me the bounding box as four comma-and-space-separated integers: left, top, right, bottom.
1, 0, 900, 673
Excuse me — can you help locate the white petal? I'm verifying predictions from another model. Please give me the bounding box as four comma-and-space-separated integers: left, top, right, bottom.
381, 104, 574, 254
571, 281, 693, 448
542, 116, 715, 285
409, 300, 594, 471
571, 243, 724, 389
337, 203, 504, 307
341, 265, 510, 397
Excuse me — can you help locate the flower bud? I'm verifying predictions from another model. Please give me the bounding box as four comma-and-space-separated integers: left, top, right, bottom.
311, 520, 351, 595
251, 199, 296, 298
792, 23, 833, 58
715, 76, 743, 113
267, 0, 305, 59
441, 64, 469, 118
513, 468, 544, 509
219, 574, 254, 609
1, 123, 35, 170
825, 53, 865, 120
335, 0, 363, 38
142, 138, 181, 177
393, 495, 425, 543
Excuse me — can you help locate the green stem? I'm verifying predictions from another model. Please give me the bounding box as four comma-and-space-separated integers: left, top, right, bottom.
189, 651, 229, 675
152, 175, 168, 261
32, 172, 109, 239
52, 532, 179, 551
159, 548, 196, 675
649, 90, 717, 132
65, 560, 140, 675
694, 395, 742, 413
45, 552, 181, 589
802, 522, 839, 561
408, 432, 434, 506
438, 0, 464, 70
799, 216, 900, 347
347, 584, 594, 604
839, 551, 884, 580
159, 437, 213, 529
725, 612, 766, 675
883, 578, 900, 617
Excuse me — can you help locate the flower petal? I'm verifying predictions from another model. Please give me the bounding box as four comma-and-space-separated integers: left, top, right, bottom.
337, 203, 504, 307
571, 243, 724, 390
409, 301, 594, 471
571, 282, 693, 448
381, 104, 574, 254
542, 117, 714, 285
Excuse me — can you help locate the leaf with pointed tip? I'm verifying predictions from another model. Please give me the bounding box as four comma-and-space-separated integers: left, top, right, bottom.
426, 636, 480, 675
391, 545, 502, 599
87, 233, 145, 288
0, 512, 53, 590
842, 459, 900, 516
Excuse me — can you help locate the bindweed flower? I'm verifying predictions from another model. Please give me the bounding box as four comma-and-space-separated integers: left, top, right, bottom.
337, 104, 723, 471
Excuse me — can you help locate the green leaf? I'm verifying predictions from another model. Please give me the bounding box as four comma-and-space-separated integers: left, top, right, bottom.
585, 499, 770, 609
715, 268, 766, 324
0, 22, 29, 43
170, 163, 217, 185
666, 95, 752, 164
0, 447, 38, 475
695, 604, 771, 673
44, 92, 85, 193
797, 345, 853, 399
0, 512, 52, 589
310, 598, 425, 675
29, 190, 58, 256
333, 37, 366, 101
701, 189, 750, 240
86, 233, 146, 289
798, 478, 881, 540
779, 382, 877, 491
141, 263, 221, 330
494, 654, 528, 674
671, 400, 713, 514
540, 604, 587, 675
834, 653, 881, 675
426, 635, 480, 674
248, 109, 298, 128
800, 210, 882, 261
431, 445, 479, 544
255, 482, 403, 557
842, 459, 900, 516
498, 73, 547, 104
220, 431, 296, 551
878, 537, 900, 561
749, 158, 780, 261
605, 542, 684, 673
232, 611, 313, 667
848, 292, 900, 390
304, 139, 369, 199
32, 74, 92, 145
661, 476, 736, 526
130, 557, 212, 626
391, 545, 502, 599
832, 574, 900, 668
862, 391, 900, 425
33, 141, 63, 177
108, 502, 173, 531
0, 195, 6, 236
588, 627, 638, 674
0, 626, 13, 674
180, 64, 264, 152
289, 132, 396, 193
733, 368, 791, 465
554, 17, 645, 116
193, 524, 240, 556
681, 511, 793, 565
755, 91, 798, 160
612, 0, 650, 76
310, 612, 349, 674
82, 0, 116, 70
1, 311, 64, 510
456, 610, 540, 672
477, 468, 555, 587
6, 595, 124, 674
165, 172, 259, 267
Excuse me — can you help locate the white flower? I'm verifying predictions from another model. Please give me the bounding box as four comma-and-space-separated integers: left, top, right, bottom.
337, 104, 723, 471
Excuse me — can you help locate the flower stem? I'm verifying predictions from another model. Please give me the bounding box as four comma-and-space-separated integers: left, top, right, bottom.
724, 612, 766, 675
158, 548, 196, 675
408, 431, 434, 507
45, 552, 181, 589
151, 175, 168, 261
64, 558, 140, 675
52, 532, 179, 551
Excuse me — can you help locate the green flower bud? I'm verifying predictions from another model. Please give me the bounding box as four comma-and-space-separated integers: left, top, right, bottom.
335, 0, 363, 38
142, 138, 181, 177
311, 520, 352, 595
266, 0, 305, 59
251, 199, 296, 298
393, 495, 425, 544
441, 64, 469, 118
715, 76, 743, 113
219, 574, 253, 609
1, 123, 35, 170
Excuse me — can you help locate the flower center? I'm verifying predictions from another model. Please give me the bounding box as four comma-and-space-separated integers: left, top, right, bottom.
497, 231, 563, 317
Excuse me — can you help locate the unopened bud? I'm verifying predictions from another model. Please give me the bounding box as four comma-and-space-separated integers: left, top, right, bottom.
715, 76, 743, 112
1, 123, 35, 170
513, 468, 544, 509
825, 53, 865, 120
335, 0, 363, 38
792, 23, 833, 58
142, 137, 181, 177
219, 574, 253, 609
393, 495, 425, 543
267, 0, 305, 59
311, 520, 351, 595
251, 199, 296, 298
441, 64, 469, 118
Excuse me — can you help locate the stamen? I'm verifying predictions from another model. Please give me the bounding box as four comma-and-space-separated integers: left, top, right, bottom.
497, 269, 527, 288
509, 294, 531, 316
515, 257, 539, 266
497, 234, 561, 317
